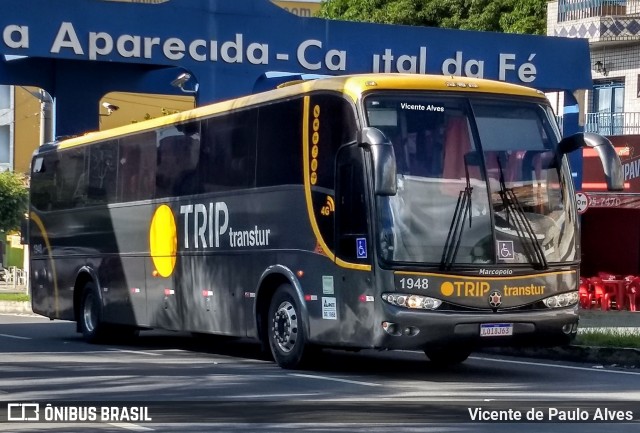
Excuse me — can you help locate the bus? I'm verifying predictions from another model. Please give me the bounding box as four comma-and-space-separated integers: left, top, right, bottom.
28, 74, 623, 369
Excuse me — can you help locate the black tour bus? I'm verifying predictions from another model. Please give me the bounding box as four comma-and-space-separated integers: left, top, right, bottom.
28, 74, 623, 368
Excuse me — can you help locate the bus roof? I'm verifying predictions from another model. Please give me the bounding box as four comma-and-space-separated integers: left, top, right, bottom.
56, 73, 545, 150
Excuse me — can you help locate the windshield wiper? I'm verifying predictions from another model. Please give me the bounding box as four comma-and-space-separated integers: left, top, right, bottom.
440, 154, 474, 271
496, 156, 548, 270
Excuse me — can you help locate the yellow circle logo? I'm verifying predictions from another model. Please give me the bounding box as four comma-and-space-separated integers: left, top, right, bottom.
149, 204, 177, 278
440, 282, 454, 297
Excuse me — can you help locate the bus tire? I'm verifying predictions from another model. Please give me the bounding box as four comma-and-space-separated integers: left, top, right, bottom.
79, 282, 107, 343
267, 283, 309, 369
424, 345, 472, 367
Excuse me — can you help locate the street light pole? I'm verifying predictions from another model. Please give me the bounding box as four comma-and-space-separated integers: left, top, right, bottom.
19, 87, 54, 145
38, 89, 53, 145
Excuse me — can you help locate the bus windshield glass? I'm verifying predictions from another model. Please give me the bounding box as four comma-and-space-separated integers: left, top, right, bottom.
366, 93, 576, 267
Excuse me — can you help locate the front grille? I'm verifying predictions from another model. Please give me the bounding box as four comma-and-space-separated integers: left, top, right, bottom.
437, 300, 547, 313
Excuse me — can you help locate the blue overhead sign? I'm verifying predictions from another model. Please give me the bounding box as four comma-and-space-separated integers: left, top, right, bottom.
1, 0, 593, 137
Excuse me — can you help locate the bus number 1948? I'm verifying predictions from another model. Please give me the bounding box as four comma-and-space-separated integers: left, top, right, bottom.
399, 277, 429, 290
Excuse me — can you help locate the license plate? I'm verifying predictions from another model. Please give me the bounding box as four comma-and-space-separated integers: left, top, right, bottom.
480, 323, 513, 337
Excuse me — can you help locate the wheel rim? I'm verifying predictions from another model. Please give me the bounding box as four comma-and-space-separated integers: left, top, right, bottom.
271, 300, 298, 353
83, 292, 97, 334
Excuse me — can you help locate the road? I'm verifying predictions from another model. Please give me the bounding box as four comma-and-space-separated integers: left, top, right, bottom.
0, 314, 638, 432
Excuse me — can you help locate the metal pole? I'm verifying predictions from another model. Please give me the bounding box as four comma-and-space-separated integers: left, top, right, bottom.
39, 89, 54, 144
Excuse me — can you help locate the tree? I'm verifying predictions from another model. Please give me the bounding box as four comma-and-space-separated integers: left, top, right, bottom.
0, 171, 29, 233
317, 0, 548, 35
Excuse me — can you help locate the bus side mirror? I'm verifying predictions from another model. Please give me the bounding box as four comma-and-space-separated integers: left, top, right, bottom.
558, 132, 624, 192
358, 127, 397, 196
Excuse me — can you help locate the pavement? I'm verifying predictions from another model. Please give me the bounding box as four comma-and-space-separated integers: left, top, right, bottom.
486, 309, 640, 368
0, 282, 30, 315
1, 282, 639, 367
0, 282, 27, 292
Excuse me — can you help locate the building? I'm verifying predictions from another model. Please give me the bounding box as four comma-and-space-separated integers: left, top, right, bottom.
548, 0, 640, 135
0, 85, 12, 172
548, 0, 640, 278
0, 85, 40, 174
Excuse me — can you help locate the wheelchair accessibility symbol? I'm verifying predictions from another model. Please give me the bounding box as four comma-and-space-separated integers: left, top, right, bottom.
356, 238, 367, 259
497, 240, 514, 260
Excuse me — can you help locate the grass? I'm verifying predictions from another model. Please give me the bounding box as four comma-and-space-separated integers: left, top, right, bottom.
575, 328, 640, 349
0, 292, 30, 302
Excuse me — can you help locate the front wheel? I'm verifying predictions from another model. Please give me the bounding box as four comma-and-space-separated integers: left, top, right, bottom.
424, 345, 472, 367
267, 284, 310, 369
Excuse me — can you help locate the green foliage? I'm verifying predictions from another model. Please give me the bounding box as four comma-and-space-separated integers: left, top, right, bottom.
0, 171, 29, 233
0, 293, 30, 302
318, 0, 548, 35
576, 329, 640, 349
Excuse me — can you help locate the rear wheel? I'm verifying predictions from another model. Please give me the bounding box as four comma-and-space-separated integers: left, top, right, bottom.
79, 282, 107, 343
268, 284, 310, 369
79, 282, 139, 343
424, 345, 472, 367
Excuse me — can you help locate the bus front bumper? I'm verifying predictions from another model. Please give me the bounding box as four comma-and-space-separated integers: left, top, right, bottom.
374, 305, 579, 350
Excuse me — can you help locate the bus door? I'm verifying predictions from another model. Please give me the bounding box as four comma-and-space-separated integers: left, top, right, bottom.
334, 143, 375, 344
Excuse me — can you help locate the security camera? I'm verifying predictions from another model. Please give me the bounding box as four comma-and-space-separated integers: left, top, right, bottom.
170, 72, 198, 94
171, 72, 191, 88
102, 102, 120, 113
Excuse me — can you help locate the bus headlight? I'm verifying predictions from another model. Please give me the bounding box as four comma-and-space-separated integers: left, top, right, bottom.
382, 293, 442, 310
543, 291, 579, 309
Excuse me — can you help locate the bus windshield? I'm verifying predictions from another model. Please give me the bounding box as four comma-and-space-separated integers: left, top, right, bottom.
366, 93, 576, 267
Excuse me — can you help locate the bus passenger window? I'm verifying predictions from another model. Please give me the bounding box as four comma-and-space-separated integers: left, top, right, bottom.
56, 147, 86, 209
87, 140, 118, 205
31, 153, 58, 211
155, 123, 201, 198
118, 132, 156, 202
256, 99, 303, 187
199, 111, 257, 192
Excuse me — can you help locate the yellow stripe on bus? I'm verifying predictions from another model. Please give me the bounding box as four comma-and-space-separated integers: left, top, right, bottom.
302, 96, 371, 271
30, 211, 60, 316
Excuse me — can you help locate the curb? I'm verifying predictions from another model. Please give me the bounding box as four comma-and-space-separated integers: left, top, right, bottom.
482, 345, 640, 368
0, 300, 35, 315
579, 309, 640, 328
